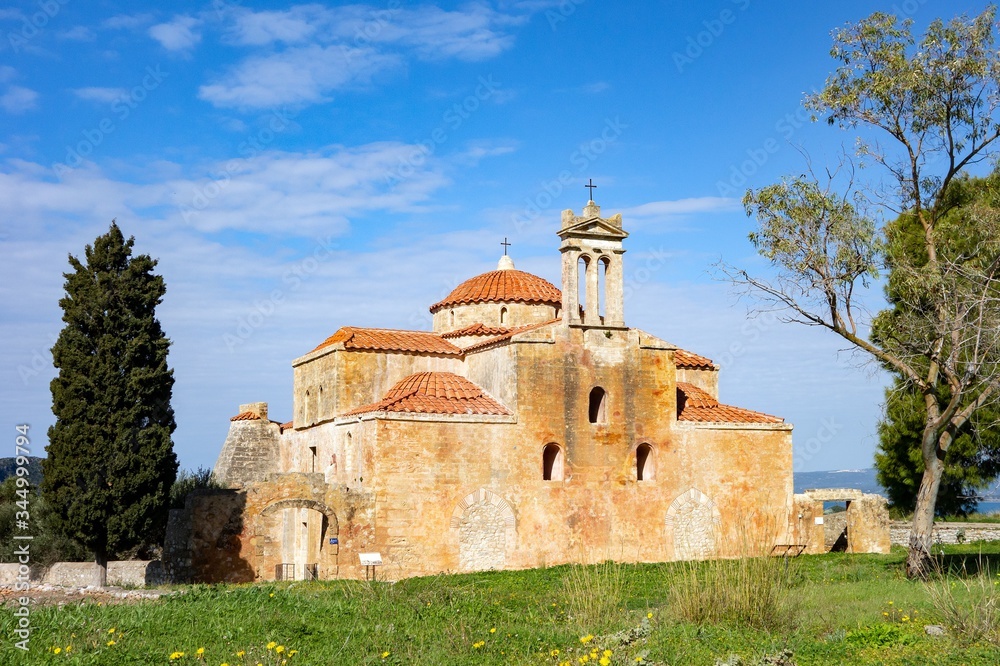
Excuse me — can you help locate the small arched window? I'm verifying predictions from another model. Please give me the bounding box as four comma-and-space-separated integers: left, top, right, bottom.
542, 443, 564, 481
589, 387, 607, 424
500, 307, 508, 325
450, 309, 455, 327
636, 443, 654, 481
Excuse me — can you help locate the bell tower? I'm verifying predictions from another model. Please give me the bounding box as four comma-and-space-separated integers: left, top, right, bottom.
558, 198, 628, 328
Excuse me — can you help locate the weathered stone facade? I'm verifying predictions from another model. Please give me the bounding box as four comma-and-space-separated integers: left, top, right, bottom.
169, 200, 822, 582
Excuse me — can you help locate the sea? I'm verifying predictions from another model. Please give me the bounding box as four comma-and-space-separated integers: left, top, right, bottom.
794, 468, 1000, 515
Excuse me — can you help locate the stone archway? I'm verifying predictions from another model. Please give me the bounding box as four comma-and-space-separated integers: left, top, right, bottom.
450, 489, 516, 572
257, 499, 339, 580
665, 488, 721, 560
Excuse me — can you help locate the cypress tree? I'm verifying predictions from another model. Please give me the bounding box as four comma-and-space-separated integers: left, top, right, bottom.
43, 222, 177, 586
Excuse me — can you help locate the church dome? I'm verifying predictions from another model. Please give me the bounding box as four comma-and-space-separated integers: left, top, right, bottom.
429, 258, 562, 313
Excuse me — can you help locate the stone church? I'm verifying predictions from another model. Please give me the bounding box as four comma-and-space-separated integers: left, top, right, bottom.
165, 199, 864, 583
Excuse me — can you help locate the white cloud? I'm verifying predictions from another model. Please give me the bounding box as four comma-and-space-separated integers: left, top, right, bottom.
72, 87, 128, 104
149, 15, 202, 53
622, 197, 741, 218
206, 3, 526, 109
0, 86, 38, 114
104, 14, 155, 30
59, 26, 96, 41
456, 140, 519, 166
580, 82, 609, 94
199, 45, 400, 109
227, 5, 322, 46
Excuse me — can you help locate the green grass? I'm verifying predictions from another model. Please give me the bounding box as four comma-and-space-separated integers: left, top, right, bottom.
4, 546, 1000, 665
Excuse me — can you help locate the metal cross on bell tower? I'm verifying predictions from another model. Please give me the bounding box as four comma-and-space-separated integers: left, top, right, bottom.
585, 178, 597, 201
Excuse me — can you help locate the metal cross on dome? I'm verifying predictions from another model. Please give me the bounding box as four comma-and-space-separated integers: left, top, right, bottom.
585, 178, 597, 200
501, 237, 511, 255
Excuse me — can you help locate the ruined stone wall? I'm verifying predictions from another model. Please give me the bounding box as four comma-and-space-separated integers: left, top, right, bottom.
213, 420, 282, 488
890, 521, 1000, 545
791, 493, 890, 555
162, 489, 254, 583
0, 561, 164, 587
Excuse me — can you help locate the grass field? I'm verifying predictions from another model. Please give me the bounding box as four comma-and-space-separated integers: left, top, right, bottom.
4, 545, 1000, 665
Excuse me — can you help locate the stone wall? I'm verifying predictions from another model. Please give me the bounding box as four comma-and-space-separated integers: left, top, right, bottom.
791, 492, 890, 555
890, 521, 1000, 546
213, 417, 282, 487
0, 561, 163, 587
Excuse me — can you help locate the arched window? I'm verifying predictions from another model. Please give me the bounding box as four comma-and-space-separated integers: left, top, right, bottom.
500, 307, 508, 325
578, 255, 590, 315
598, 255, 610, 321
542, 443, 564, 481
589, 387, 607, 424
636, 443, 654, 481
450, 309, 455, 327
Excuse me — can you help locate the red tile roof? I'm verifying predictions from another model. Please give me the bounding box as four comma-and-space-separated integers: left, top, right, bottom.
441, 323, 513, 339
230, 411, 261, 421
674, 349, 717, 370
279, 421, 294, 432
344, 372, 511, 417
463, 319, 559, 353
430, 269, 562, 312
311, 326, 462, 356
676, 382, 783, 424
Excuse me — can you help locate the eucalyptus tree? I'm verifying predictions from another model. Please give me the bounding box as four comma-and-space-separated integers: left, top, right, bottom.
728, 8, 1000, 577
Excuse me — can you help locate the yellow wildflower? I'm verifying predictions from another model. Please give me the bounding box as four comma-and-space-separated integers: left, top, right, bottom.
580, 634, 594, 644
54, 648, 62, 655
107, 640, 116, 646
236, 651, 246, 658
170, 651, 184, 660
108, 627, 116, 634
289, 650, 298, 656
490, 627, 496, 634
196, 647, 205, 655
267, 642, 277, 650
276, 646, 285, 654
599, 658, 611, 666
381, 651, 390, 659
647, 612, 653, 619
603, 650, 612, 657
551, 649, 560, 656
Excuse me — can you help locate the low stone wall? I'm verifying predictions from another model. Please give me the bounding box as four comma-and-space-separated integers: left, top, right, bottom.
890, 521, 1000, 546
0, 560, 163, 587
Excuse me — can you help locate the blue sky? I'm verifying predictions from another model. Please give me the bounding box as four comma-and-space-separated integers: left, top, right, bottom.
1, 0, 990, 474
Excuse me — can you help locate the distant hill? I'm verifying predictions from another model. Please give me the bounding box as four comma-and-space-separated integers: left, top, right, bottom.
794, 468, 885, 497
0, 457, 43, 487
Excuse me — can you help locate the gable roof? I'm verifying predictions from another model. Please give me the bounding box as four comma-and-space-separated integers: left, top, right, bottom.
343, 372, 511, 417
463, 319, 559, 353
676, 382, 783, 424
311, 326, 463, 356
440, 323, 513, 339
674, 349, 717, 370
430, 269, 562, 312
